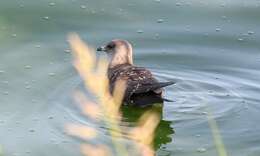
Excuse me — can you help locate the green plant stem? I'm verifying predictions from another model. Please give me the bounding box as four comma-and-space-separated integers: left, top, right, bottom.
207, 107, 228, 156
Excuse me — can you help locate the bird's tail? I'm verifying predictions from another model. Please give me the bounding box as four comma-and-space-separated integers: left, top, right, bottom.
161, 97, 174, 102
150, 81, 175, 91
156, 81, 175, 102
157, 81, 175, 88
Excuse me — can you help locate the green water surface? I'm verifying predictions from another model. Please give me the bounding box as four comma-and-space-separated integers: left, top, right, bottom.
0, 0, 260, 156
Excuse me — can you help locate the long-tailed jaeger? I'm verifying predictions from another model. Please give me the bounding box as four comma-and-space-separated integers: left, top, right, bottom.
97, 39, 174, 107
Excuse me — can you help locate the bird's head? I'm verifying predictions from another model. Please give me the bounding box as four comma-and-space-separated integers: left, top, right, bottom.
97, 39, 133, 68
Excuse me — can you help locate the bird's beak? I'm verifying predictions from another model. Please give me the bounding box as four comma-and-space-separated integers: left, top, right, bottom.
97, 46, 106, 52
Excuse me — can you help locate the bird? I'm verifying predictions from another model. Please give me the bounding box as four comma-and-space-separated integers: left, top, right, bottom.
97, 39, 174, 107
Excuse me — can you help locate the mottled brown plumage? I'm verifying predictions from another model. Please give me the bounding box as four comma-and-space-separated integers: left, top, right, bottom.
97, 39, 174, 107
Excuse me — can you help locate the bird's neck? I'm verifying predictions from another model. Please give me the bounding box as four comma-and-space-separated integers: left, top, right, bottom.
109, 51, 133, 68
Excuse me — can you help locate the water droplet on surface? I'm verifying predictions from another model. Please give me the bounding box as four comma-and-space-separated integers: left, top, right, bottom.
220, 3, 226, 7
48, 116, 54, 119
215, 28, 221, 32
247, 31, 254, 35
195, 134, 201, 137
237, 38, 244, 42
197, 147, 207, 153
25, 65, 32, 69
0, 70, 5, 74
154, 33, 160, 39
154, 0, 161, 3
64, 49, 70, 53
43, 16, 49, 20
25, 85, 31, 89
48, 73, 56, 77
49, 2, 56, 6
201, 112, 208, 115
32, 117, 39, 122
3, 91, 9, 95
29, 129, 35, 133
100, 8, 105, 12
137, 29, 144, 33
157, 19, 164, 23
3, 81, 9, 85
80, 5, 86, 9
35, 45, 41, 48
12, 34, 17, 37
176, 2, 182, 6
221, 16, 227, 20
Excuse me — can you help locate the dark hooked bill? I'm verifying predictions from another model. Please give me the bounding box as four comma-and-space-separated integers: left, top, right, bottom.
97, 46, 106, 51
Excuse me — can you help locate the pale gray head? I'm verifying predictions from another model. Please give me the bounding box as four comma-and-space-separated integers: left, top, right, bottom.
97, 39, 133, 68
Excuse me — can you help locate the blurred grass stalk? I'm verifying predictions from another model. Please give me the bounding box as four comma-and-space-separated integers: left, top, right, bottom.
0, 146, 3, 156
65, 33, 160, 156
207, 107, 228, 156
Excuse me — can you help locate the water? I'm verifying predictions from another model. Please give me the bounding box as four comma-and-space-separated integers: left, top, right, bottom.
0, 0, 260, 156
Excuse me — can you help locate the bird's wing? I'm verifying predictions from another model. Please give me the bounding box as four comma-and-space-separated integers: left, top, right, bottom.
126, 67, 157, 92
108, 64, 174, 100
119, 66, 165, 99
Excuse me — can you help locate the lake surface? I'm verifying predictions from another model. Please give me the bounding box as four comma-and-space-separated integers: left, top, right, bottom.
0, 0, 260, 156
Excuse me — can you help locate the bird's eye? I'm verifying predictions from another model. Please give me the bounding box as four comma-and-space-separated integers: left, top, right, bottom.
106, 43, 115, 49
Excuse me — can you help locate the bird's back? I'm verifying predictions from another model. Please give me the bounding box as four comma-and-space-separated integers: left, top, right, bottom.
108, 64, 170, 107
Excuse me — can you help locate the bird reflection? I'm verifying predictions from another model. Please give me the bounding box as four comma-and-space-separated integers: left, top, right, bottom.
120, 104, 174, 150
